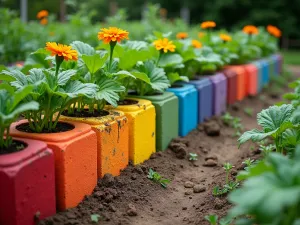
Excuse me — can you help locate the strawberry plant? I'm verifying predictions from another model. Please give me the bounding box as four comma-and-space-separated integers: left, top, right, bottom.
147, 168, 170, 188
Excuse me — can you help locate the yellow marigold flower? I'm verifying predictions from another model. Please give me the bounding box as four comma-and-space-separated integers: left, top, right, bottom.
40, 18, 48, 25
243, 25, 259, 35
220, 34, 232, 42
153, 38, 176, 53
198, 32, 205, 38
267, 25, 282, 38
37, 10, 49, 19
45, 42, 78, 61
98, 27, 129, 44
191, 40, 202, 48
176, 32, 188, 39
201, 21, 216, 29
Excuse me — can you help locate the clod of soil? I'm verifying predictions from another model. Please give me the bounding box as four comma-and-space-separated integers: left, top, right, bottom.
184, 181, 194, 188
203, 159, 218, 167
169, 141, 187, 159
204, 121, 221, 136
193, 185, 206, 193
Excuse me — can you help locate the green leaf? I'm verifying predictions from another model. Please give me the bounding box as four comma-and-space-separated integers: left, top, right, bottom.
90, 214, 101, 223
61, 81, 98, 99
131, 72, 151, 84
167, 72, 189, 85
9, 85, 34, 111
158, 54, 183, 68
82, 54, 108, 74
0, 74, 16, 82
71, 41, 95, 56
95, 77, 125, 107
111, 70, 136, 80
1, 69, 28, 89
57, 70, 77, 86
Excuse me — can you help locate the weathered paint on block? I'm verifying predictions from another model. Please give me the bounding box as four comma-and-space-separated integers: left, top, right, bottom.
133, 92, 178, 152
10, 120, 97, 211
167, 84, 198, 137
188, 77, 213, 123
223, 69, 237, 105
206, 73, 227, 116
106, 99, 155, 165
60, 110, 129, 178
243, 64, 258, 96
225, 66, 246, 101
267, 56, 276, 77
0, 138, 56, 225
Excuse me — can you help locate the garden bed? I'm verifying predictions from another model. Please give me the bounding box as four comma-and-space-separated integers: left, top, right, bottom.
38, 68, 297, 225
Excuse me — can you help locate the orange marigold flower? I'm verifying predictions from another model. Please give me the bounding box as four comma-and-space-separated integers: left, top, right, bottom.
198, 32, 205, 38
191, 40, 202, 48
40, 18, 48, 25
153, 38, 176, 53
176, 32, 188, 39
98, 27, 129, 44
45, 42, 78, 61
267, 25, 282, 38
220, 34, 232, 42
243, 25, 259, 35
37, 10, 49, 19
201, 21, 216, 29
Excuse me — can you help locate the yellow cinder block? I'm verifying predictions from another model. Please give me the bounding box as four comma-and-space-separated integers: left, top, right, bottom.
60, 110, 129, 178
105, 98, 156, 165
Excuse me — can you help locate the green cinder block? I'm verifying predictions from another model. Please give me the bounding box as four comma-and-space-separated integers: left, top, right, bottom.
132, 92, 179, 151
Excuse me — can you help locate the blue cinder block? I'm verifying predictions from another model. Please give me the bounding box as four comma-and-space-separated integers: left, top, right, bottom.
257, 59, 269, 86
188, 78, 213, 123
167, 84, 198, 137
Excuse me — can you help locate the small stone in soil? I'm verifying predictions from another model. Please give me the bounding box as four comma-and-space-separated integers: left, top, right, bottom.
193, 185, 206, 193
184, 181, 194, 188
204, 121, 221, 136
205, 154, 218, 161
203, 159, 218, 167
131, 174, 137, 180
185, 190, 193, 195
126, 204, 137, 216
102, 174, 115, 187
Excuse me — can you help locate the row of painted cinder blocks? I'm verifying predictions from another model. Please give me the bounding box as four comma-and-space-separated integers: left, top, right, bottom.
0, 54, 282, 225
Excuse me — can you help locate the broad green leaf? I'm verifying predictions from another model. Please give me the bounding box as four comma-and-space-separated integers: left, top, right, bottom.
71, 41, 95, 56
60, 80, 98, 99
131, 72, 151, 84
82, 54, 108, 74
111, 70, 136, 80
158, 54, 183, 68
238, 129, 276, 146
95, 77, 125, 107
167, 72, 189, 85
1, 70, 28, 89
257, 104, 294, 131
9, 85, 34, 111
57, 69, 77, 86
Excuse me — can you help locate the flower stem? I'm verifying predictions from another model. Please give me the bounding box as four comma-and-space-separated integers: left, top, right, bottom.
108, 41, 117, 72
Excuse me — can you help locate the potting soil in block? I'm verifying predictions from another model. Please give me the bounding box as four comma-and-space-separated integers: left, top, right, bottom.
222, 69, 237, 105
133, 92, 178, 152
267, 56, 276, 77
243, 64, 258, 96
105, 98, 155, 165
167, 84, 198, 137
10, 120, 97, 211
206, 73, 227, 116
0, 138, 56, 225
251, 61, 263, 93
60, 110, 129, 178
225, 66, 246, 101
188, 77, 213, 123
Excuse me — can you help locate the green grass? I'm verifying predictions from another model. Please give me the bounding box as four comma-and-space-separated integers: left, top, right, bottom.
281, 50, 300, 65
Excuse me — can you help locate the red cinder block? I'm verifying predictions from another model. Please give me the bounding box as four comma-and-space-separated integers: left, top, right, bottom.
0, 138, 56, 225
223, 69, 237, 105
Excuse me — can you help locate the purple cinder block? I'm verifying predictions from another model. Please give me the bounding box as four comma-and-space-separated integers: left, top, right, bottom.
205, 73, 227, 116
188, 77, 213, 123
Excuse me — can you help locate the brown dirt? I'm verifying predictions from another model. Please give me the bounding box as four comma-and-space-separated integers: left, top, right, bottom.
0, 140, 27, 155
62, 109, 110, 118
38, 69, 298, 225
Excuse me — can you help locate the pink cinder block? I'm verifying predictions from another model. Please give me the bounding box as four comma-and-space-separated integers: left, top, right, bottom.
0, 138, 56, 225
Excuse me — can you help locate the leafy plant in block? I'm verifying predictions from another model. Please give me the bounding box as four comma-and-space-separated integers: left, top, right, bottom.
227, 146, 300, 225
0, 83, 39, 150
238, 104, 300, 154
2, 42, 98, 132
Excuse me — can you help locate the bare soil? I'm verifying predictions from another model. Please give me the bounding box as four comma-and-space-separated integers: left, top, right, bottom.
39, 68, 298, 225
